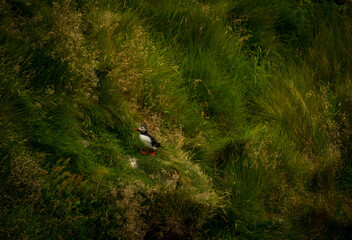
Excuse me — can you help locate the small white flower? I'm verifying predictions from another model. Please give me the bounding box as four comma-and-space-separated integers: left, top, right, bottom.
128, 157, 138, 168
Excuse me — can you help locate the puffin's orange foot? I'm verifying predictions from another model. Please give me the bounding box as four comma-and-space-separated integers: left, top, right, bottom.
141, 149, 149, 154
149, 150, 156, 156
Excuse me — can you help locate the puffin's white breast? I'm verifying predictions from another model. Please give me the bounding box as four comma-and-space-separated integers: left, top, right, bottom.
139, 134, 155, 149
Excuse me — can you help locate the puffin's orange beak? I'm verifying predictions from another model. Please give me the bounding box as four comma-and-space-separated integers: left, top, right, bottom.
135, 128, 139, 131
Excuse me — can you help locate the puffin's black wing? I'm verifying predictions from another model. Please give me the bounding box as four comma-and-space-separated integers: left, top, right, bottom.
147, 133, 162, 148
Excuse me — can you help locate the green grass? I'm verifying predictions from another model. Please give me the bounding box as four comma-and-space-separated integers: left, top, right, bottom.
1, 0, 352, 239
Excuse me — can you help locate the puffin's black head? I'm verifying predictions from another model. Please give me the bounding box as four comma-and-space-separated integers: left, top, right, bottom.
135, 125, 147, 133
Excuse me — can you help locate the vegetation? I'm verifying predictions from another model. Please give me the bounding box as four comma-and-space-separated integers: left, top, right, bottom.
1, 0, 352, 239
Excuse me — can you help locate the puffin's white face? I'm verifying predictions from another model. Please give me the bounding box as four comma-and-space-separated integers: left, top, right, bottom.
138, 125, 147, 133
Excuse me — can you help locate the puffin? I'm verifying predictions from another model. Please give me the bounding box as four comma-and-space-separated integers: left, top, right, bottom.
135, 125, 162, 156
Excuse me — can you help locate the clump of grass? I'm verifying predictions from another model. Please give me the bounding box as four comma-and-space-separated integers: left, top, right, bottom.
102, 182, 149, 239
1, 150, 46, 206
144, 169, 220, 239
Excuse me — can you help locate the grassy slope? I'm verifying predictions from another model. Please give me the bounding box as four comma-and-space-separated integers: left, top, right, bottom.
1, 0, 352, 239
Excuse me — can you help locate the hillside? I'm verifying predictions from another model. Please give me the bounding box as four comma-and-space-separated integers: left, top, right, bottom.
1, 0, 352, 239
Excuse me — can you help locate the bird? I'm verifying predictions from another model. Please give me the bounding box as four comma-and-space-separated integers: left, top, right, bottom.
135, 125, 162, 156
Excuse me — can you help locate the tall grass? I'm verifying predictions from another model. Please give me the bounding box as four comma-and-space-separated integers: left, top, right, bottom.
1, 0, 352, 239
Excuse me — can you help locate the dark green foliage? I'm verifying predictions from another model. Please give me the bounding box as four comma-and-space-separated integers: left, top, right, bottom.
1, 0, 352, 239
337, 166, 352, 196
